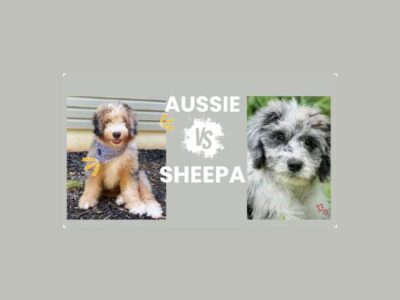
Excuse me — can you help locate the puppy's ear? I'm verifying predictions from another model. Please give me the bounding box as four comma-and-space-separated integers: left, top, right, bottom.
92, 111, 102, 137
122, 103, 138, 136
318, 154, 330, 182
247, 101, 283, 169
247, 204, 253, 220
131, 116, 138, 136
247, 123, 266, 169
318, 123, 331, 182
251, 142, 266, 169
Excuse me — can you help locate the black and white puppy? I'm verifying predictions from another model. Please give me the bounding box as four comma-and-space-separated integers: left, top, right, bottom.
247, 100, 331, 220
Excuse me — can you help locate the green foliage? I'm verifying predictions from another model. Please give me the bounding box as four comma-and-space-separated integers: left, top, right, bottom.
247, 96, 331, 118
67, 180, 83, 190
323, 182, 331, 202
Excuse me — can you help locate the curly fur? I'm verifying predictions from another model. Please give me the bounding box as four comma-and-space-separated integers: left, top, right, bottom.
247, 100, 331, 220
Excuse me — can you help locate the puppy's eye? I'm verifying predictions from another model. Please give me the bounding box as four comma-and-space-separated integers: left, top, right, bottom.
105, 119, 111, 124
304, 137, 317, 149
274, 133, 286, 143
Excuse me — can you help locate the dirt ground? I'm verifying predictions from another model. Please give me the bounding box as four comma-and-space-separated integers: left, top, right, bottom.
67, 150, 166, 220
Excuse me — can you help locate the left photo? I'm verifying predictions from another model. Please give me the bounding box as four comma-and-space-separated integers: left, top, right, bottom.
66, 97, 167, 220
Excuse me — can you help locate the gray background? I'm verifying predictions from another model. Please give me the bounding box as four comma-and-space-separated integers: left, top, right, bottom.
2, 1, 399, 299
64, 75, 337, 229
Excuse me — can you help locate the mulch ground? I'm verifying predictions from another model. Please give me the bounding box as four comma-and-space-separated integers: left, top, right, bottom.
67, 150, 166, 220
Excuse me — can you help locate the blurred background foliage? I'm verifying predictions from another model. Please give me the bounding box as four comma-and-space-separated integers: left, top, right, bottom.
247, 96, 331, 201
247, 96, 330, 118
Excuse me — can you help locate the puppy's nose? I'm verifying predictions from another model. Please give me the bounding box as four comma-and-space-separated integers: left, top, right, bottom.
112, 131, 121, 138
287, 159, 303, 173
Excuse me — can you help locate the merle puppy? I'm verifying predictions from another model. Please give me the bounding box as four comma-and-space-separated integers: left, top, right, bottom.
247, 100, 330, 220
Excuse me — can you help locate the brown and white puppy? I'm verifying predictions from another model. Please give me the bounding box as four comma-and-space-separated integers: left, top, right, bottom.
78, 102, 163, 218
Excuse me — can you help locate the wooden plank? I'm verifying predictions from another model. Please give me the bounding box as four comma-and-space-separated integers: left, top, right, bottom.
68, 95, 167, 103
67, 108, 162, 122
67, 97, 166, 111
67, 119, 164, 131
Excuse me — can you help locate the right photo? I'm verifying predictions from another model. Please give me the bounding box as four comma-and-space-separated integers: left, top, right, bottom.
247, 96, 331, 220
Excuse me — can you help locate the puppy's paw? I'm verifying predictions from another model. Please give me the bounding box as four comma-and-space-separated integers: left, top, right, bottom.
126, 202, 147, 216
145, 201, 163, 219
78, 196, 98, 209
115, 195, 125, 206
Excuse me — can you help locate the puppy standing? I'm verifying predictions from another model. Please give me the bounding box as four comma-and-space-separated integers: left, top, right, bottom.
79, 102, 163, 218
247, 100, 331, 220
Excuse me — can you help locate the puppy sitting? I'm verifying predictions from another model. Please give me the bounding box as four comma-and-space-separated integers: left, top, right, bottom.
247, 100, 331, 220
79, 102, 163, 219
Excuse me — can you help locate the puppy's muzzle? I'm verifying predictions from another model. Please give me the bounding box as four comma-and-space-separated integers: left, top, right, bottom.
113, 131, 121, 138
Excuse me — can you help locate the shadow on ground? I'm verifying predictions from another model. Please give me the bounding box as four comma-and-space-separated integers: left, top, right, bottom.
67, 150, 166, 220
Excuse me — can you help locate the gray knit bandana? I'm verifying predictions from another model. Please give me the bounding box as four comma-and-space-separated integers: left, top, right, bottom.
95, 140, 127, 163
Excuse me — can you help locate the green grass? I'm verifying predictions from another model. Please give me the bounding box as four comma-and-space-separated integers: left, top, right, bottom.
67, 180, 83, 190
